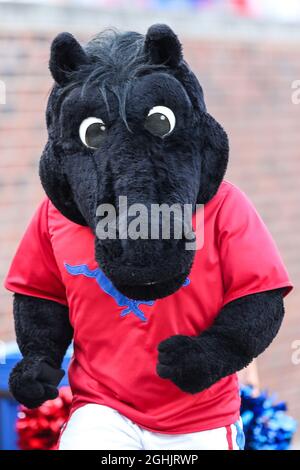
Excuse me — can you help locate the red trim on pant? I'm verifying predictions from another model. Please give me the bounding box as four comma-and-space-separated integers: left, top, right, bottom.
226, 425, 233, 450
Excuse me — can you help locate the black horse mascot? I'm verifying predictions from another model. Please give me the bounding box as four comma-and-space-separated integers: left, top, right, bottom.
5, 24, 292, 450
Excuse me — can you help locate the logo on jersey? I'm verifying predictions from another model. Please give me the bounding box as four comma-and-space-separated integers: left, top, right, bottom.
64, 263, 189, 322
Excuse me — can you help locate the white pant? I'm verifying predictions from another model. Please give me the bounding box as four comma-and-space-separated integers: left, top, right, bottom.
59, 404, 244, 450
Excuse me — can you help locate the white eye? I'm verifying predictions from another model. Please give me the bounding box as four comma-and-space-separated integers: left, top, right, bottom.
79, 117, 107, 149
144, 106, 176, 138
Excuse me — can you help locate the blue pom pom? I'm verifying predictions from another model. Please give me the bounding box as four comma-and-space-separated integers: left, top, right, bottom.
240, 385, 297, 450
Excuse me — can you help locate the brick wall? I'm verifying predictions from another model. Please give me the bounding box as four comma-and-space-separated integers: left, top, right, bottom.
0, 7, 299, 438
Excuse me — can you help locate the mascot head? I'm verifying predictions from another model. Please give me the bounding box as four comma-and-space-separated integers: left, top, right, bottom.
40, 24, 228, 300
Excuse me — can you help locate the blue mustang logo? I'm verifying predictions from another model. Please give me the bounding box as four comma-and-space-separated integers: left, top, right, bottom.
64, 263, 190, 322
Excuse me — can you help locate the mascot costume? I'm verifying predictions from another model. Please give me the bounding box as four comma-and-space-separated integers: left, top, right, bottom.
5, 25, 292, 450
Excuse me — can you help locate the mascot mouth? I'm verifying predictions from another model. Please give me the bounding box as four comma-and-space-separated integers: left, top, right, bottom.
95, 236, 195, 301
112, 270, 191, 301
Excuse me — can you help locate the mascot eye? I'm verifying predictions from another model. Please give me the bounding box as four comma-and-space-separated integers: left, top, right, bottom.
144, 106, 176, 138
79, 117, 107, 149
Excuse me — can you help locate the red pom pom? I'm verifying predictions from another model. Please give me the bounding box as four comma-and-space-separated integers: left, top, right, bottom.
16, 386, 72, 450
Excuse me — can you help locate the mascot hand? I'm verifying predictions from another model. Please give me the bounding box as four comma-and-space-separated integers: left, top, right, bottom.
9, 356, 64, 408
157, 335, 211, 394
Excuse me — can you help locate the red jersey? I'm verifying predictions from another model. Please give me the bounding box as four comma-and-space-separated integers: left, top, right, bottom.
5, 181, 292, 434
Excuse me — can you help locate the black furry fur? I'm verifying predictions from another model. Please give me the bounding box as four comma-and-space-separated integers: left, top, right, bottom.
9, 294, 72, 408
9, 24, 286, 407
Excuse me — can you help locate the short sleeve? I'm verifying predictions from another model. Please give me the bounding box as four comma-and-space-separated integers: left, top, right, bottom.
4, 198, 67, 306
218, 184, 293, 306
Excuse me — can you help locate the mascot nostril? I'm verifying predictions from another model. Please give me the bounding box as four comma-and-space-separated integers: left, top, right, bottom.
5, 25, 292, 450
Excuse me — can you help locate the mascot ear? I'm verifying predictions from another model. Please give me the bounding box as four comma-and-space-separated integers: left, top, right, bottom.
49, 32, 88, 86
197, 113, 229, 204
144, 24, 183, 67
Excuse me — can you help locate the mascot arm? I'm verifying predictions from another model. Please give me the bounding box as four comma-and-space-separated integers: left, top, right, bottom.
157, 288, 284, 394
9, 293, 73, 408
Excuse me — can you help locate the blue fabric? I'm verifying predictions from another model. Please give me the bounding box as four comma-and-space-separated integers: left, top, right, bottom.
240, 385, 297, 450
234, 420, 245, 450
